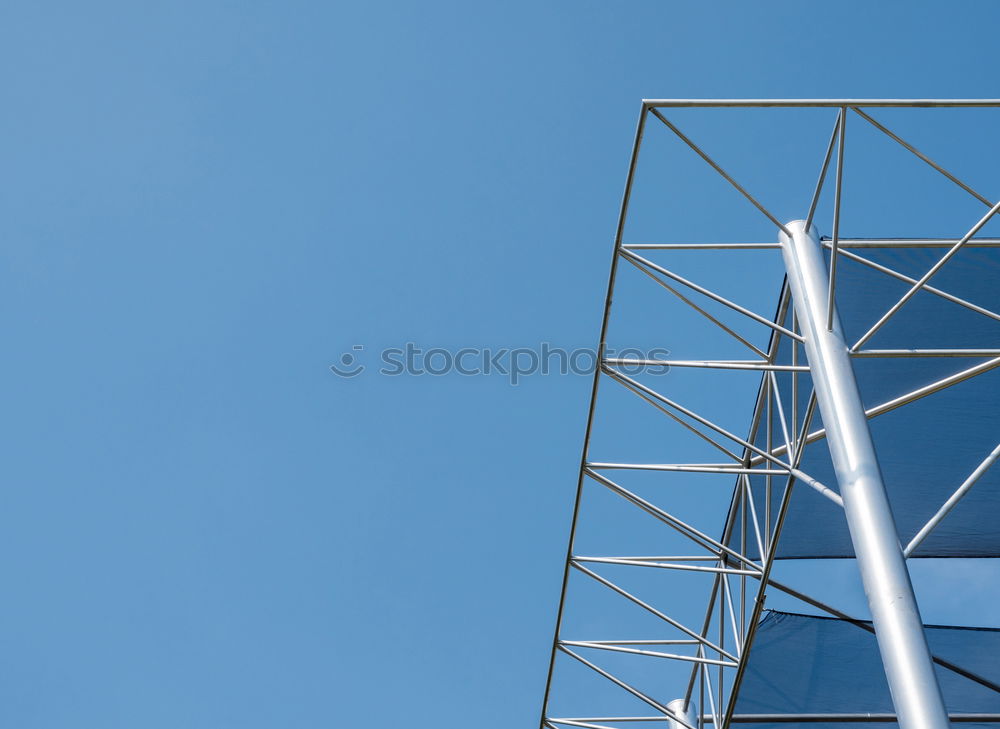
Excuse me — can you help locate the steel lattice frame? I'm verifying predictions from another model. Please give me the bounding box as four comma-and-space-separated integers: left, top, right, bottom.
538, 100, 1000, 729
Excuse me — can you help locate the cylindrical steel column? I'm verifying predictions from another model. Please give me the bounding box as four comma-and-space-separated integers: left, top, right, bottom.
778, 220, 948, 729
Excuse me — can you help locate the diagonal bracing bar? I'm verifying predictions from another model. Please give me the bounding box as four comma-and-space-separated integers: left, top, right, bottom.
778, 220, 948, 729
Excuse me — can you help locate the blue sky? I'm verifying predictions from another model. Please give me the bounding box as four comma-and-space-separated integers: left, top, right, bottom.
2, 1, 1000, 727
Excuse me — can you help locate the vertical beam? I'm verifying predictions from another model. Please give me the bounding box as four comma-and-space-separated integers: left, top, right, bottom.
777, 220, 948, 729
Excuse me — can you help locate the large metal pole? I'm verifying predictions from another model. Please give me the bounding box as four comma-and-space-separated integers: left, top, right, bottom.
778, 220, 948, 729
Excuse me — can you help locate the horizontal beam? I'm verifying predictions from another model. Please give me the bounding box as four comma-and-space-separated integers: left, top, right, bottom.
553, 716, 1000, 724
827, 237, 1000, 247
572, 639, 701, 645
604, 358, 808, 371
853, 349, 1000, 357
573, 556, 760, 576
642, 99, 1000, 108
588, 462, 789, 475
623, 243, 781, 250
623, 238, 1000, 249
720, 715, 1000, 724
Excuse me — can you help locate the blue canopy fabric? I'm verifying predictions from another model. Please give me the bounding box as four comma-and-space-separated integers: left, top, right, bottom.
737, 611, 1000, 724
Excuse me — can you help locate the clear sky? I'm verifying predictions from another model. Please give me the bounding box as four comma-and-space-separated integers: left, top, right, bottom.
3, 1, 1000, 727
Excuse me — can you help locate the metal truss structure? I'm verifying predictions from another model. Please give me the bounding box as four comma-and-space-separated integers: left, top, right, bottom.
538, 100, 1000, 729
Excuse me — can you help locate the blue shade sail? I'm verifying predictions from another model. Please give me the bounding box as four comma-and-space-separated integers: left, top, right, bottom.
733, 244, 1000, 559
737, 611, 1000, 724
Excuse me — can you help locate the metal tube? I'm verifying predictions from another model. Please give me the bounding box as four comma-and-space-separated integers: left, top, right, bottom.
552, 716, 1000, 725
804, 112, 841, 231
830, 237, 1000, 247
778, 220, 948, 729
720, 715, 1000, 724
827, 108, 846, 330
603, 358, 808, 371
904, 442, 1000, 557
642, 99, 1000, 108
623, 243, 781, 249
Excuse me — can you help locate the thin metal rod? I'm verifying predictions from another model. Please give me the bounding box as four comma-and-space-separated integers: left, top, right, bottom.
828, 246, 1000, 323
721, 574, 742, 655
586, 464, 788, 474
794, 391, 818, 464
553, 717, 1000, 724
791, 311, 800, 452
537, 104, 648, 729
854, 349, 1000, 357
851, 108, 994, 207
721, 715, 1000, 724
853, 199, 1000, 350
804, 112, 842, 231
580, 556, 718, 562
547, 720, 619, 729
778, 220, 948, 729
559, 641, 737, 667
827, 108, 846, 330
623, 243, 781, 250
604, 358, 808, 371
789, 468, 844, 507
626, 238, 1000, 249
904, 442, 1000, 556
765, 379, 774, 554
741, 474, 767, 561
825, 237, 1000, 248
642, 99, 1000, 108
621, 250, 803, 342
647, 109, 790, 236
703, 660, 721, 729
581, 639, 702, 644
767, 372, 794, 457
